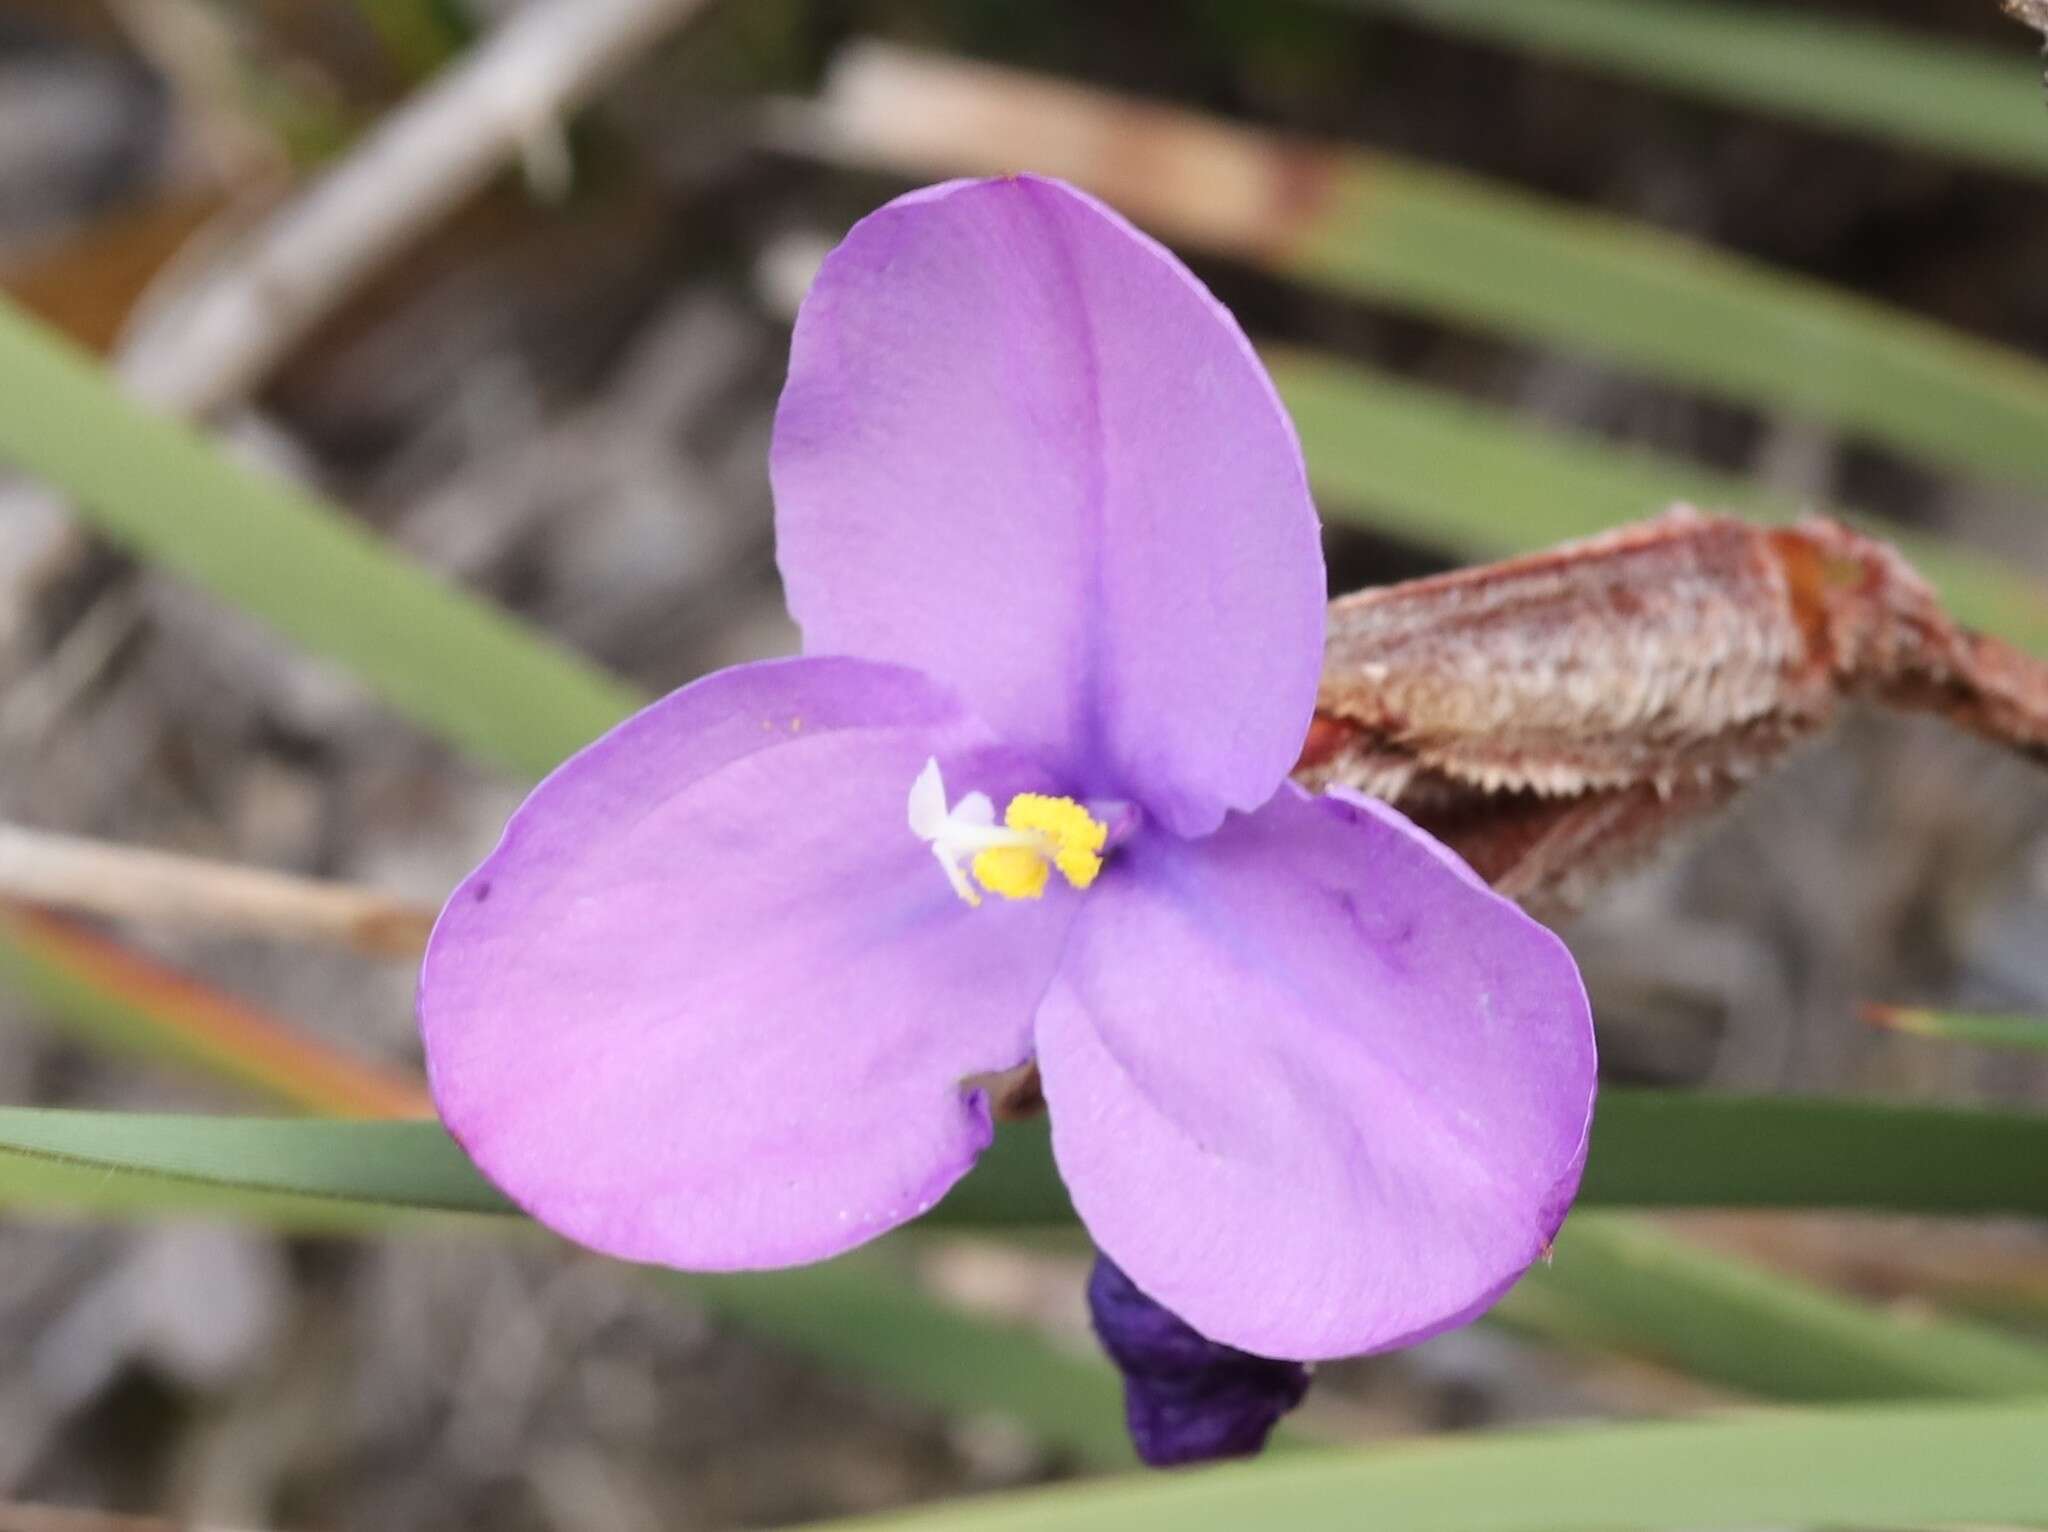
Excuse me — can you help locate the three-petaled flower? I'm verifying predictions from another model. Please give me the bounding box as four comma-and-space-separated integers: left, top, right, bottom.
419, 177, 1595, 1400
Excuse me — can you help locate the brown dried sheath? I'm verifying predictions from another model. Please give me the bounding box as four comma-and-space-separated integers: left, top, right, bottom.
1303, 508, 2048, 917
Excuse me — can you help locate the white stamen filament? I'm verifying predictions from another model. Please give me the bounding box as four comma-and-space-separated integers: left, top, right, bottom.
907, 758, 1055, 906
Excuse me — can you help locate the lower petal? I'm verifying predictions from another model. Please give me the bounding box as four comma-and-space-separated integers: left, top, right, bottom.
420, 656, 1069, 1270
1036, 787, 1595, 1360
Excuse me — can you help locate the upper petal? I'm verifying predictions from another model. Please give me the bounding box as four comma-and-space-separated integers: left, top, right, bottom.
772, 176, 1325, 836
420, 656, 1071, 1270
1036, 787, 1596, 1360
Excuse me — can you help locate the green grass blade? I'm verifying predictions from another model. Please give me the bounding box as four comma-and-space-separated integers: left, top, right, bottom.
0, 299, 643, 778
1865, 1004, 2048, 1052
824, 1399, 2048, 1532
0, 1106, 511, 1215
1273, 347, 1795, 548
0, 1102, 1135, 1461
1578, 1091, 2048, 1215
954, 1092, 2048, 1221
0, 1123, 1131, 1461
1317, 0, 2048, 180
1291, 166, 2048, 497
0, 1117, 1131, 1462
6, 1091, 2046, 1222
0, 905, 432, 1118
0, 1152, 481, 1232
1270, 350, 2048, 656
676, 1261, 1134, 1469
20, 1102, 2046, 1436
1499, 1213, 2048, 1400
826, 46, 2048, 494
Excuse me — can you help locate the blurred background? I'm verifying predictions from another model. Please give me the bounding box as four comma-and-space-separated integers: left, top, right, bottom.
2, 1, 2048, 1527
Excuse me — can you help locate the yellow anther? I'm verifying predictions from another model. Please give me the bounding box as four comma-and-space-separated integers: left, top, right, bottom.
967, 794, 1107, 902
971, 844, 1051, 900
911, 761, 1110, 907
1004, 794, 1108, 889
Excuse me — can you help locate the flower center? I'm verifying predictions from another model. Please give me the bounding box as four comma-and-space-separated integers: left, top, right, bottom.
907, 759, 1108, 907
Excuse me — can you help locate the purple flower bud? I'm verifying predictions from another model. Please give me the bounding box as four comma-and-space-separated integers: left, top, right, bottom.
1088, 1253, 1311, 1467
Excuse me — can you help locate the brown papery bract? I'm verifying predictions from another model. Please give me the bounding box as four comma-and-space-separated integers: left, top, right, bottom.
1301, 508, 2048, 919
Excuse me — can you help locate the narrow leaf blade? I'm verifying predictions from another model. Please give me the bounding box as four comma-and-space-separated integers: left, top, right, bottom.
677, 1260, 1134, 1469
4, 1091, 2045, 1222
1864, 1004, 2048, 1052
821, 1399, 2048, 1532
0, 903, 430, 1118
1499, 1212, 2048, 1400
819, 46, 2048, 495
1316, 0, 2048, 180
0, 299, 643, 779
0, 1106, 510, 1214
1271, 350, 2048, 657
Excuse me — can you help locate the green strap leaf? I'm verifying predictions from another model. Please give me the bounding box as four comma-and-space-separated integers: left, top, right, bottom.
675, 1260, 1134, 1469
826, 46, 2048, 496
1501, 1213, 2048, 1400
0, 299, 643, 779
1273, 350, 2048, 656
956, 1092, 2048, 1223
3, 1091, 2045, 1222
1291, 152, 2048, 498
0, 905, 432, 1118
1864, 1004, 2048, 1053
821, 1399, 2048, 1532
12, 1098, 2045, 1437
1576, 1091, 2048, 1215
0, 1107, 509, 1215
1315, 0, 2048, 180
0, 1102, 1139, 1461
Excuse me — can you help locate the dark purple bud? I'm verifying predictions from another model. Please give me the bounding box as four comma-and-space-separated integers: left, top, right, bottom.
1087, 1253, 1311, 1467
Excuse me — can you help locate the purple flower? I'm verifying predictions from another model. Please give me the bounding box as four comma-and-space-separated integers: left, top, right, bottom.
419, 176, 1595, 1371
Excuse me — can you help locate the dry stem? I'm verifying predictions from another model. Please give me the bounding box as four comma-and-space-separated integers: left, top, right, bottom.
0, 823, 436, 959
117, 0, 715, 417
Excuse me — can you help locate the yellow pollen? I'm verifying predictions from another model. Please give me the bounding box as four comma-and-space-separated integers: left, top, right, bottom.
969, 794, 1108, 901
971, 844, 1050, 900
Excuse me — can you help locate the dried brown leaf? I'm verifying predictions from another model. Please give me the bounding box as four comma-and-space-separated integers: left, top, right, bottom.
1301, 508, 2048, 918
